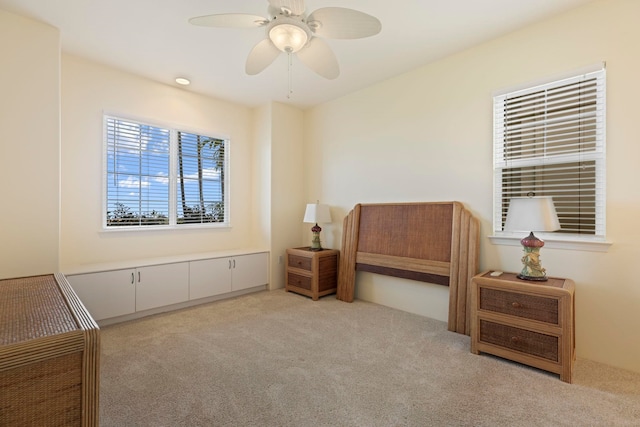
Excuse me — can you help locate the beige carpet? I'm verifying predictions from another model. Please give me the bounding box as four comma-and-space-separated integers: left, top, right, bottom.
99, 289, 640, 426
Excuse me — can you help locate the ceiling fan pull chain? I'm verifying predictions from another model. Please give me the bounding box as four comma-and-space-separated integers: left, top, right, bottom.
287, 51, 293, 99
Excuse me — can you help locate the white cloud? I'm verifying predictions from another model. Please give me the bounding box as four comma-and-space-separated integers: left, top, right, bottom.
184, 168, 221, 180
119, 176, 149, 188
154, 172, 169, 185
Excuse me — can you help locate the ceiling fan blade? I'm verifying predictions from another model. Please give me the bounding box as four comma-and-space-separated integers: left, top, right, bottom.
268, 0, 306, 16
307, 8, 382, 39
296, 38, 339, 79
189, 13, 268, 28
246, 39, 281, 75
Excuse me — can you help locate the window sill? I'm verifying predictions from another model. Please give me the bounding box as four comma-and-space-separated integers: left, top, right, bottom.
101, 222, 231, 233
488, 234, 612, 253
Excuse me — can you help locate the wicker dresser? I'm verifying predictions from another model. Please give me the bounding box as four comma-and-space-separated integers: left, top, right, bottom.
0, 274, 100, 426
470, 271, 575, 383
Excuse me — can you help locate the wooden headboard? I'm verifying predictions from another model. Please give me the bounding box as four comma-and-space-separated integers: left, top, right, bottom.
336, 202, 479, 335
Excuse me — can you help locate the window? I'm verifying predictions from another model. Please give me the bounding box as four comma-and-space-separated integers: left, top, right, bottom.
176, 131, 226, 224
493, 67, 606, 241
105, 116, 228, 228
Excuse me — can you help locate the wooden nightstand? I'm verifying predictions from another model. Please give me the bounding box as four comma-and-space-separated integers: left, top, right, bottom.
470, 271, 575, 383
285, 247, 339, 300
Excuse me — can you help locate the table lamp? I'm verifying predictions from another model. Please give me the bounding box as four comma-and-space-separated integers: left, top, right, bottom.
303, 202, 332, 251
504, 196, 560, 281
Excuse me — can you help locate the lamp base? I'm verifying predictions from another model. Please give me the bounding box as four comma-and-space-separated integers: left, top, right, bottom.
518, 232, 549, 282
517, 273, 548, 282
309, 224, 323, 251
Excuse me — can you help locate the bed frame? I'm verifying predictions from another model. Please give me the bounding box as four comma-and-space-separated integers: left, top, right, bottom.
336, 202, 479, 334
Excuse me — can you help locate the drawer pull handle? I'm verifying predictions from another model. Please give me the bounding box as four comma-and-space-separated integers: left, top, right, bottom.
512, 302, 522, 308
511, 336, 520, 343
297, 261, 302, 265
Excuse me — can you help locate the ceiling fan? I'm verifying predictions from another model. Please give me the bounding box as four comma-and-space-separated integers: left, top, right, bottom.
189, 0, 381, 80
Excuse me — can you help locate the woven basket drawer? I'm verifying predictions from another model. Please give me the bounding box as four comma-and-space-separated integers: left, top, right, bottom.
287, 272, 312, 291
480, 287, 559, 325
288, 254, 312, 271
480, 320, 559, 362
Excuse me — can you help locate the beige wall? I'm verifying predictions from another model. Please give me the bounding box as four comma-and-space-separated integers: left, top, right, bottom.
304, 0, 640, 373
252, 103, 273, 273
60, 55, 260, 269
269, 102, 306, 289
252, 101, 306, 290
0, 10, 60, 278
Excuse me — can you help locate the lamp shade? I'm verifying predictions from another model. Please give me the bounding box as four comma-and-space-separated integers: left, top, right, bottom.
504, 196, 561, 232
303, 203, 332, 224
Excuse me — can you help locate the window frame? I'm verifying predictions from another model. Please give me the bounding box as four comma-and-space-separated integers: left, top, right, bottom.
102, 114, 230, 231
490, 65, 611, 252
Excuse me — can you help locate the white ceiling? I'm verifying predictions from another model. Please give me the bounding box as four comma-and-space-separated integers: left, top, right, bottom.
0, 0, 594, 109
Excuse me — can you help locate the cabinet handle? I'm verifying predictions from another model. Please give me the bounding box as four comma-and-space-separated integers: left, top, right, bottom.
131, 272, 134, 284
138, 271, 141, 283
511, 302, 522, 308
233, 259, 236, 269
229, 260, 232, 269
511, 336, 520, 343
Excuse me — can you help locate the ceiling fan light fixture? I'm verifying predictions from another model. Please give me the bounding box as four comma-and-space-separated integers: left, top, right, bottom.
190, 3, 381, 80
269, 22, 309, 53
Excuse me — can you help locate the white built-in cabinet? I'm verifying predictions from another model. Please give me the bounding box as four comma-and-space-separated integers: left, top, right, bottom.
189, 253, 269, 300
136, 263, 189, 311
67, 268, 137, 321
67, 252, 268, 322
189, 258, 231, 300
230, 253, 271, 291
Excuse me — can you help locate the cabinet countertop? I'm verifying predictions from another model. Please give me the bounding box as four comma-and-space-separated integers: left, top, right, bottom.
62, 248, 270, 275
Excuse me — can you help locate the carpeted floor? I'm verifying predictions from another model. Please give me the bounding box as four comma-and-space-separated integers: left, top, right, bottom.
99, 289, 640, 426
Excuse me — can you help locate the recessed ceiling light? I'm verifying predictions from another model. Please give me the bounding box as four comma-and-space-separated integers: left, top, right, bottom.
175, 77, 190, 85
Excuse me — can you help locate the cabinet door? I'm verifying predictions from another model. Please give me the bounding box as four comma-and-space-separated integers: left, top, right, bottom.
189, 258, 232, 300
67, 269, 136, 321
231, 253, 269, 291
136, 262, 189, 311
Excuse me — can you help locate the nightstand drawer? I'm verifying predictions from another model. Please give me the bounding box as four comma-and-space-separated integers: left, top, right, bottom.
287, 272, 312, 291
288, 254, 312, 271
479, 320, 559, 362
480, 287, 559, 325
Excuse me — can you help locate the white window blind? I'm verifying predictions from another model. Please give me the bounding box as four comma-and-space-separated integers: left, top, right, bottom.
106, 117, 171, 226
493, 68, 606, 239
104, 115, 228, 228
176, 131, 226, 224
